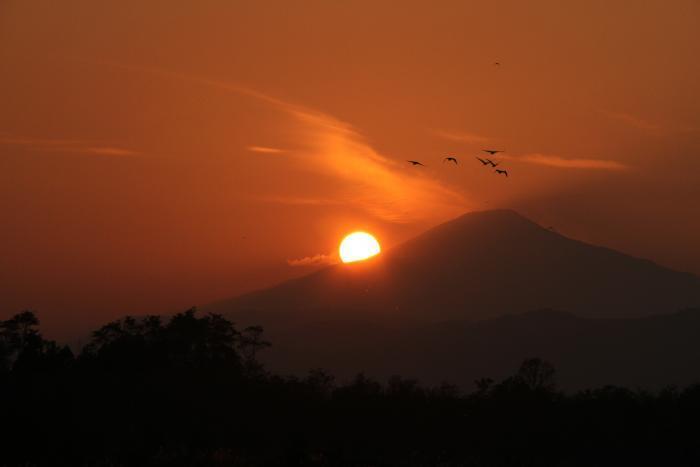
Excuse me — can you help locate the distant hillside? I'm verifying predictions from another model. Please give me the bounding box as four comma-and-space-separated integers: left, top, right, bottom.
204, 210, 700, 389
238, 308, 700, 391
210, 209, 700, 322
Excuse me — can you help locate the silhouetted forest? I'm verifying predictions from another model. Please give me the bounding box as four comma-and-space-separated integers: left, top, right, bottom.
3, 310, 700, 466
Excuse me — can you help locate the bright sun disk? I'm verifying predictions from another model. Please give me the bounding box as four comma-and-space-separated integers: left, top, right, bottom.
339, 232, 381, 263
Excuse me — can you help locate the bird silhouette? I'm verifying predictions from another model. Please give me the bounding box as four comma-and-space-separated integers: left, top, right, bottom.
476, 157, 490, 165
407, 160, 425, 166
485, 159, 500, 167
493, 62, 501, 66
443, 157, 458, 165
482, 149, 504, 155
495, 169, 508, 177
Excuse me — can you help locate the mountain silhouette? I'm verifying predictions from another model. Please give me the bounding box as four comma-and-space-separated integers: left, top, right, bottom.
204, 210, 700, 388
219, 307, 700, 390
211, 209, 700, 322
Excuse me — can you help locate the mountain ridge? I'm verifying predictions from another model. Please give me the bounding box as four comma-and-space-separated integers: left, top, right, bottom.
231, 307, 700, 390
201, 209, 700, 389
208, 209, 700, 322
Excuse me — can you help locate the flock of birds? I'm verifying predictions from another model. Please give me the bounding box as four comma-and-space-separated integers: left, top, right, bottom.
407, 149, 509, 177
405, 62, 508, 177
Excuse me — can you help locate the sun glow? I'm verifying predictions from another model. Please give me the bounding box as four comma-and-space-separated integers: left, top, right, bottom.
339, 232, 381, 263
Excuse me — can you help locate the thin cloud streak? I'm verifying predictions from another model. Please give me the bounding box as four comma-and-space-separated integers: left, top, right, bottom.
91, 61, 470, 224
285, 108, 469, 223
601, 110, 661, 132
600, 109, 700, 135
0, 136, 88, 146
80, 147, 140, 156
0, 134, 139, 156
247, 146, 287, 154
503, 153, 628, 170
287, 253, 337, 267
256, 195, 343, 206
433, 129, 491, 144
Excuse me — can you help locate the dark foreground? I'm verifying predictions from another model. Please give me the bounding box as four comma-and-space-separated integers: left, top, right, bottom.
2, 310, 700, 466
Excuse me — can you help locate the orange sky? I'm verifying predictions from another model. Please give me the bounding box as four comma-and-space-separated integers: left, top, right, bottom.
2, 0, 700, 339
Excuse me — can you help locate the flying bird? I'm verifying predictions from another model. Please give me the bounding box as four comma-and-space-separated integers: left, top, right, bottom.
482, 149, 504, 155
476, 157, 490, 165
495, 169, 508, 177
485, 159, 500, 167
407, 160, 425, 166
443, 157, 458, 164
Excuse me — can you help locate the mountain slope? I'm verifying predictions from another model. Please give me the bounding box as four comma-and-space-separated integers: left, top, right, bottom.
211, 209, 700, 322
243, 308, 700, 390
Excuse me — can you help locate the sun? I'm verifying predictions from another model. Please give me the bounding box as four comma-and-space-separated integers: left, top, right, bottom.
339, 232, 381, 263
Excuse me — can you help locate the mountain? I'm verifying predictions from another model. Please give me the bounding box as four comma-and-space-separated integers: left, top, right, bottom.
211, 209, 700, 322
205, 209, 700, 389
231, 308, 700, 390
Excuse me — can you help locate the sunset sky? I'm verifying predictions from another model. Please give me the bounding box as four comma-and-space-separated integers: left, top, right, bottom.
2, 0, 699, 338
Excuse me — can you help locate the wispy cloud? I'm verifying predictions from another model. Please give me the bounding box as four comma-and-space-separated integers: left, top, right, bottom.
87, 61, 470, 223
599, 109, 700, 135
433, 129, 491, 144
247, 146, 287, 154
283, 109, 468, 223
256, 195, 342, 206
287, 253, 337, 267
0, 134, 139, 156
502, 153, 628, 170
0, 135, 87, 147
601, 110, 661, 132
79, 147, 139, 156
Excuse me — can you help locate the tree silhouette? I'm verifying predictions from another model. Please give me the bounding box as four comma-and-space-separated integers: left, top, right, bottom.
3, 309, 700, 466
304, 368, 336, 398
1, 310, 72, 374
82, 308, 246, 373
1, 310, 40, 353
515, 357, 557, 391
474, 377, 495, 395
238, 325, 271, 373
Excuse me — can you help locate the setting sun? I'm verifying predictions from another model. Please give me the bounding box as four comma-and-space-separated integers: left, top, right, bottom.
339, 232, 381, 263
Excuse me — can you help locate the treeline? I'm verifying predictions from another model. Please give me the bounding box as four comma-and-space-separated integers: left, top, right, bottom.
2, 310, 700, 466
